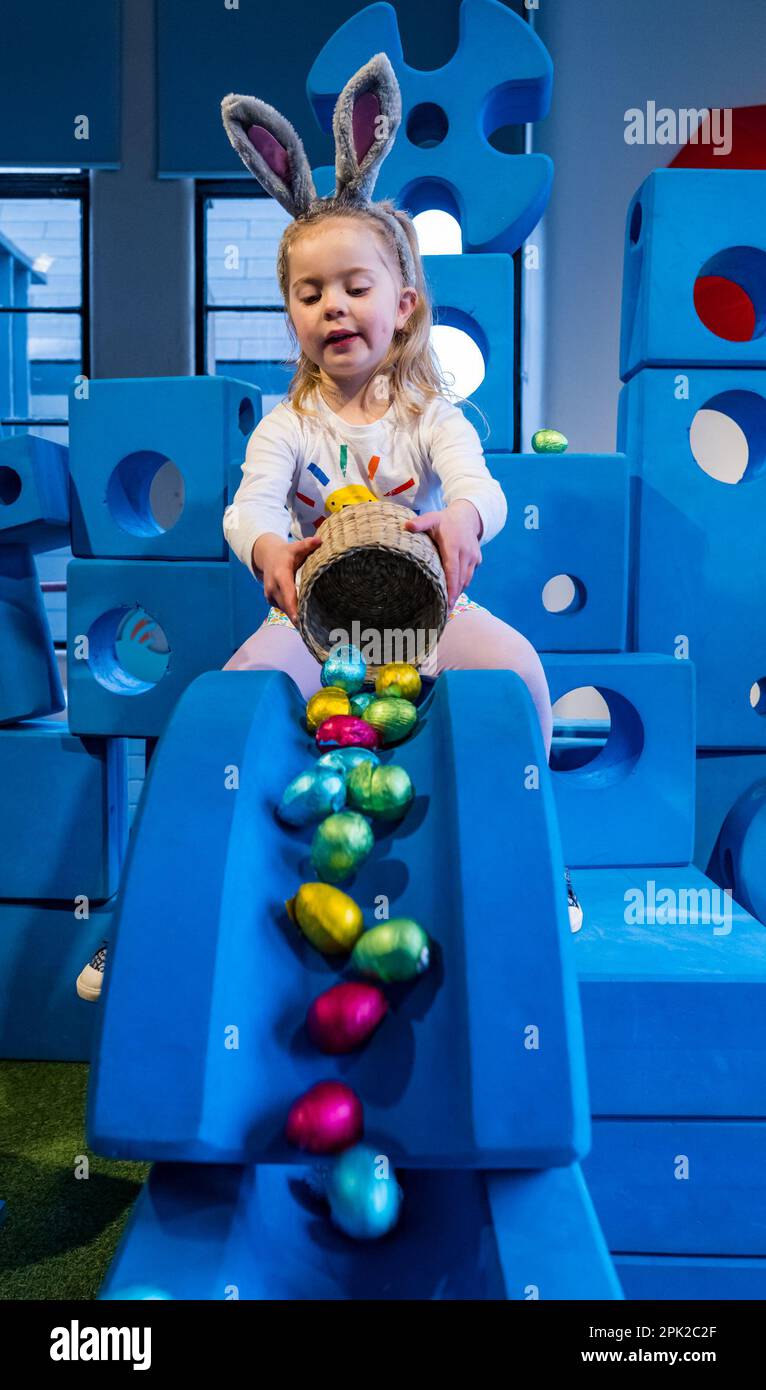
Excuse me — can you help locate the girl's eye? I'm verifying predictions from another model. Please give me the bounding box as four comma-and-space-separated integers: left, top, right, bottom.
348, 287, 369, 296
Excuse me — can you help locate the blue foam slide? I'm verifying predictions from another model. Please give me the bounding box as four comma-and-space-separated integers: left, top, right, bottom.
708, 778, 766, 927
87, 668, 591, 1167
98, 1160, 622, 1301
616, 1254, 766, 1302
694, 750, 766, 876
0, 544, 65, 724
573, 865, 766, 1116
0, 434, 69, 552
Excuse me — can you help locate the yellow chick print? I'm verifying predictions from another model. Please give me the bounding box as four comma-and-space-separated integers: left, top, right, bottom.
325, 485, 379, 513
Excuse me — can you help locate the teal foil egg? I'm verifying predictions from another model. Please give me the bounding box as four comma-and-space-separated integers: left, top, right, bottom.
351, 918, 431, 982
325, 1143, 403, 1240
349, 690, 376, 716
346, 761, 414, 821
316, 747, 380, 776
311, 811, 374, 883
277, 768, 346, 827
321, 644, 367, 694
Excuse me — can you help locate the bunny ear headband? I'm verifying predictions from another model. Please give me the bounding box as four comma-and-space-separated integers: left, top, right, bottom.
220, 51, 417, 290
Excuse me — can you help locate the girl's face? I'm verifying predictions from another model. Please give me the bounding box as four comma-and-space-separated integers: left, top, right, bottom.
287, 219, 417, 391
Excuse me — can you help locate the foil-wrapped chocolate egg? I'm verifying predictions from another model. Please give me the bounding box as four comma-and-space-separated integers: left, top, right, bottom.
325, 1143, 403, 1239
531, 428, 568, 454
349, 690, 376, 716
375, 663, 422, 702
315, 714, 382, 751
362, 696, 417, 745
306, 686, 350, 733
321, 644, 367, 694
285, 1080, 363, 1154
316, 746, 380, 776
310, 811, 374, 884
306, 981, 388, 1053
276, 767, 346, 826
285, 882, 364, 954
351, 918, 431, 982
346, 761, 414, 821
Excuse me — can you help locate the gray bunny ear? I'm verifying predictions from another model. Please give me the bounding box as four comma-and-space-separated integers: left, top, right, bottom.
221, 93, 317, 218
332, 52, 402, 204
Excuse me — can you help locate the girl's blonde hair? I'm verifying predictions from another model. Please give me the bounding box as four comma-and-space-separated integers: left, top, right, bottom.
276, 202, 490, 439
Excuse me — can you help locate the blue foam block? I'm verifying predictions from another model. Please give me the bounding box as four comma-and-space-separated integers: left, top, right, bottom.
0, 433, 69, 552
618, 367, 766, 749
710, 779, 766, 926
573, 864, 766, 1116
616, 1254, 766, 1301
470, 455, 629, 650
694, 750, 766, 875
226, 461, 270, 650
66, 559, 236, 737
69, 376, 261, 559
0, 900, 114, 1060
584, 1120, 766, 1256
308, 0, 553, 255
543, 654, 695, 866
0, 545, 65, 725
621, 170, 766, 382
0, 722, 127, 900
87, 669, 591, 1167
423, 254, 514, 451
99, 1161, 621, 1301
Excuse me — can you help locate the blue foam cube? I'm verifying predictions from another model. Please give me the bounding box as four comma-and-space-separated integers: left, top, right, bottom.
0, 433, 69, 552
0, 545, 65, 724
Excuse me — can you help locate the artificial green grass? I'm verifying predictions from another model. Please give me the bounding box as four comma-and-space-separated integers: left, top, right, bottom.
0, 1060, 150, 1300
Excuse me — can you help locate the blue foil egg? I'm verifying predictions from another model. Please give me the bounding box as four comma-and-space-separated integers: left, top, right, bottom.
276, 767, 346, 827
321, 644, 367, 694
349, 690, 376, 716
325, 1143, 403, 1240
316, 747, 380, 776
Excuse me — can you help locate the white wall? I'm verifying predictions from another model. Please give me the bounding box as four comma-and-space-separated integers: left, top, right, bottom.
529, 0, 766, 452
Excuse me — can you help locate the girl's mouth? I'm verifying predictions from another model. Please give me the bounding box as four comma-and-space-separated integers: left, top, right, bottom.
326, 332, 359, 347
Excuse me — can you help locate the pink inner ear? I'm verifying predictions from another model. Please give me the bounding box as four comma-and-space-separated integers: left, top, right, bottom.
247, 124, 290, 181
352, 91, 381, 164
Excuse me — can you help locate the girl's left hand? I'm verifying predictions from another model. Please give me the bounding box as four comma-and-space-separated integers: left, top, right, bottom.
403, 500, 483, 610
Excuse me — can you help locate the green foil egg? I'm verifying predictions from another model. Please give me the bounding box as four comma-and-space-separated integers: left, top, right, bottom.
362, 696, 417, 746
310, 811, 375, 884
531, 428, 568, 454
350, 918, 431, 982
346, 761, 414, 821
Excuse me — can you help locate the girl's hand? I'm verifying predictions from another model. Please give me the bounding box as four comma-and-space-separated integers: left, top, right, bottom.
252, 533, 324, 624
403, 500, 483, 609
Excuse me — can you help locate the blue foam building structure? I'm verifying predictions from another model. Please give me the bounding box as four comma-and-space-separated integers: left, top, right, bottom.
0, 544, 64, 724
0, 433, 69, 551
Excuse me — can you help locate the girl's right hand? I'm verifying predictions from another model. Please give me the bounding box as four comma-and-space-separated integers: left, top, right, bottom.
252, 533, 324, 624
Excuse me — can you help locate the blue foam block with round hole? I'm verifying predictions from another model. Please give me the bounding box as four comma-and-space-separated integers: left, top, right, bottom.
0, 433, 69, 552
69, 376, 262, 559
97, 1159, 621, 1301
542, 653, 695, 867
621, 169, 766, 383
86, 668, 591, 1167
618, 367, 766, 749
469, 454, 629, 650
0, 544, 65, 724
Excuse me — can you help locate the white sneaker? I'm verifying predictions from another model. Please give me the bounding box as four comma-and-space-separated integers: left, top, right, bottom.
76, 941, 108, 1001
565, 868, 583, 933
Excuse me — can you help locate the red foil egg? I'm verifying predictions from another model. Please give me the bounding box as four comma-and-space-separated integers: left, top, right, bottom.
307, 982, 389, 1054
285, 1080, 364, 1154
315, 715, 382, 751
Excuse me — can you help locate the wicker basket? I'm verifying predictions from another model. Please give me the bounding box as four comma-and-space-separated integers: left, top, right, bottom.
296, 500, 448, 680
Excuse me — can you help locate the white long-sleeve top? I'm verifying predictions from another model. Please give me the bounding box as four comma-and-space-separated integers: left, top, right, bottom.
223, 388, 507, 579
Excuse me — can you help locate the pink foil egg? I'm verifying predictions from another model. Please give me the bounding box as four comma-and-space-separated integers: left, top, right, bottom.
306, 982, 389, 1054
315, 714, 382, 752
285, 1080, 364, 1154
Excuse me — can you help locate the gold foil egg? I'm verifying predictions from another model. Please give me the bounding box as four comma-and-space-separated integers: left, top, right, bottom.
375, 663, 422, 702
306, 686, 351, 733
285, 882, 364, 955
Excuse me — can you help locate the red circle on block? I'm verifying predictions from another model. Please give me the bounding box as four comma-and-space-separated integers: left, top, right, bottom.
694, 274, 756, 342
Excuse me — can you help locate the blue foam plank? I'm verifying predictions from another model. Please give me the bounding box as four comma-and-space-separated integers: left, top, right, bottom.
87, 668, 591, 1167
423, 255, 514, 452
0, 545, 65, 725
694, 750, 766, 876
618, 367, 766, 749
0, 723, 127, 901
0, 434, 69, 552
621, 169, 766, 382
709, 778, 766, 927
69, 377, 261, 559
66, 559, 235, 737
616, 1254, 766, 1301
471, 455, 629, 650
0, 901, 114, 1060
98, 1160, 621, 1301
308, 0, 553, 256
584, 1120, 766, 1256
573, 864, 766, 1116
543, 654, 695, 866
